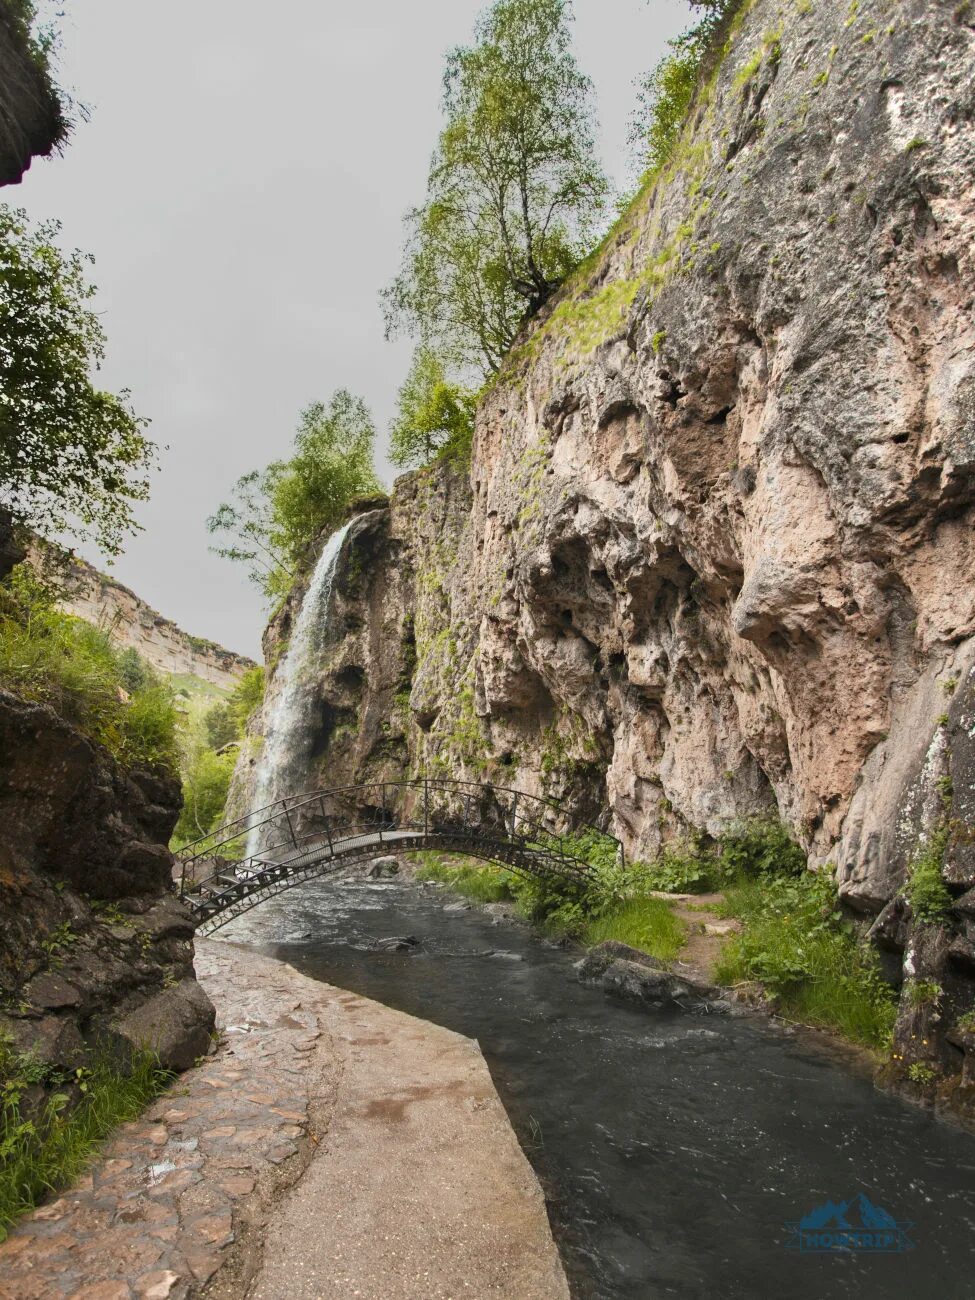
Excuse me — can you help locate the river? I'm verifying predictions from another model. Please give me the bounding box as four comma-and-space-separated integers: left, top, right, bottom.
220, 874, 975, 1299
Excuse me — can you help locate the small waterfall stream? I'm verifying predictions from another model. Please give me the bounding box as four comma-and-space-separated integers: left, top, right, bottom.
246, 520, 354, 856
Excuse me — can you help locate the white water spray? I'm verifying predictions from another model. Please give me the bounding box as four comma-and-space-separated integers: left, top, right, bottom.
246, 520, 355, 857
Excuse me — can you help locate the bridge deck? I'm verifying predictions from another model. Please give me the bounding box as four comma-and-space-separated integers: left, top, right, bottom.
177, 779, 622, 934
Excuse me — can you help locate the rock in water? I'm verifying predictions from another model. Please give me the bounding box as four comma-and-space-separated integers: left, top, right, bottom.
367, 856, 401, 877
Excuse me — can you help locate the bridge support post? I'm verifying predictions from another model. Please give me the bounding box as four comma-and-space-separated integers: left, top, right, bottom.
319, 797, 334, 856
423, 778, 429, 839
283, 800, 299, 851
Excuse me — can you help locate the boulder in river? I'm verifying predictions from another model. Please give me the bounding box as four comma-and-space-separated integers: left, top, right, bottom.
373, 935, 421, 952
576, 942, 730, 1014
367, 856, 400, 878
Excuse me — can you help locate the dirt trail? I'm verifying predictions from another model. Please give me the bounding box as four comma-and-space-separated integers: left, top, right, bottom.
647, 890, 739, 985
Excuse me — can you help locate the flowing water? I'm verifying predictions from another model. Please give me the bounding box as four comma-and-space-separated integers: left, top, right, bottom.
245, 521, 354, 856
221, 875, 975, 1300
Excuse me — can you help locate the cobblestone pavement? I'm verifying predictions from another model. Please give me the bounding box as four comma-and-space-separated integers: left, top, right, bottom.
0, 939, 568, 1300
0, 941, 338, 1300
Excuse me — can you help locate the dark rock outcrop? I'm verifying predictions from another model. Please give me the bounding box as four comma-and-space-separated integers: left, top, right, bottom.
0, 690, 214, 1078
0, 507, 25, 581
0, 3, 66, 186
576, 941, 731, 1013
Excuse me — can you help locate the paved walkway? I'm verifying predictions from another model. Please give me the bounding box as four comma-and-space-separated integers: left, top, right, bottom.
0, 941, 568, 1300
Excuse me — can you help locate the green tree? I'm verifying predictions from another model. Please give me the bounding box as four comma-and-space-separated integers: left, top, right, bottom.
0, 207, 154, 555
381, 0, 608, 374
228, 664, 264, 734
116, 646, 153, 695
203, 700, 237, 750
173, 745, 236, 845
389, 348, 477, 469
208, 391, 381, 598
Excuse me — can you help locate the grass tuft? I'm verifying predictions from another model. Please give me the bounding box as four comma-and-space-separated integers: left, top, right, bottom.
0, 1040, 172, 1240
582, 898, 686, 961
713, 872, 897, 1049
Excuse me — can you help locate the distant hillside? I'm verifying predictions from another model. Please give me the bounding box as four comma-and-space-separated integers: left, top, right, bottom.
30, 546, 255, 693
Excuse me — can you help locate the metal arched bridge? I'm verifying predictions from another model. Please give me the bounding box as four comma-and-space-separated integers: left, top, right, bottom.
176, 778, 622, 935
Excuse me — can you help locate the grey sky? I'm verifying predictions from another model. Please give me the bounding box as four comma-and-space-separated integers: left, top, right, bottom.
17, 0, 689, 658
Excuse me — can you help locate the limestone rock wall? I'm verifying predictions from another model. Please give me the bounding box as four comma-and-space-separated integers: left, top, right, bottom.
244, 0, 975, 1105
34, 547, 255, 691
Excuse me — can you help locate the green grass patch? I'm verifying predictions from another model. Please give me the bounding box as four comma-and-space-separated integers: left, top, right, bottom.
902, 823, 952, 923
0, 565, 179, 772
714, 872, 897, 1050
582, 897, 686, 962
0, 1040, 172, 1240
411, 844, 689, 963
410, 853, 516, 904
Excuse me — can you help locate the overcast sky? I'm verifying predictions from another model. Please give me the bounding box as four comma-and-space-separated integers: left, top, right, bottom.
16, 0, 689, 658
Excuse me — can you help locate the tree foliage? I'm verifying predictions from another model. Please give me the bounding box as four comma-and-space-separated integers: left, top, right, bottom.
382, 0, 608, 374
207, 391, 381, 598
389, 348, 477, 469
0, 207, 154, 556
202, 665, 264, 749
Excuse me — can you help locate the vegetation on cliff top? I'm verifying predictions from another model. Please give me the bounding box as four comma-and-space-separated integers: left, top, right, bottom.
0, 207, 154, 557
628, 0, 745, 179
0, 564, 180, 772
207, 390, 381, 600
0, 0, 69, 181
389, 348, 477, 470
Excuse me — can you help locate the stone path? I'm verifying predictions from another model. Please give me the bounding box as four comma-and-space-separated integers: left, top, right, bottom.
0, 940, 568, 1300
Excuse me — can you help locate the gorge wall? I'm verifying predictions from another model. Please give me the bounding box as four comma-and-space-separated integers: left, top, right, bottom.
34, 546, 255, 692
239, 0, 975, 1104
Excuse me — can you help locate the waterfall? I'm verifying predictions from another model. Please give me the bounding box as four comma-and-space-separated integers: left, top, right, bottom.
246, 519, 354, 857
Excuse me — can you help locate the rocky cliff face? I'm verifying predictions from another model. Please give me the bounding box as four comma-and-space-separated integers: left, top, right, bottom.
0, 681, 214, 1079
35, 546, 255, 691
242, 0, 975, 1108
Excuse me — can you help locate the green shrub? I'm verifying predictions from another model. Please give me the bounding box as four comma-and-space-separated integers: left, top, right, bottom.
629, 1, 744, 176
904, 979, 942, 1007
717, 816, 806, 880
0, 1037, 171, 1240
0, 567, 179, 771
903, 825, 952, 923
907, 1062, 936, 1085
714, 871, 897, 1049
631, 843, 713, 894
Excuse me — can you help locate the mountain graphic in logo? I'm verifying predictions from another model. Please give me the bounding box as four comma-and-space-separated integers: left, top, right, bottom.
787, 1193, 913, 1253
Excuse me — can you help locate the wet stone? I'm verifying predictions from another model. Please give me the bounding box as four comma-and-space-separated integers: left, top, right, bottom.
0, 941, 335, 1298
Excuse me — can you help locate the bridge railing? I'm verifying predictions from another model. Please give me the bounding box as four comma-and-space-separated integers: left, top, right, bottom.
175, 777, 622, 900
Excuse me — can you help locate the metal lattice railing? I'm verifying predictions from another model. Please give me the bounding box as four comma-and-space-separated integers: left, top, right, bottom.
175, 777, 622, 934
